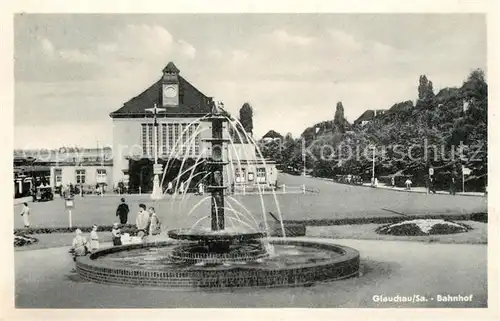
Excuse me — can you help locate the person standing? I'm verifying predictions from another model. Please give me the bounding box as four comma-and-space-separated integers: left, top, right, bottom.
148, 207, 161, 236
135, 204, 150, 239
197, 182, 204, 195
405, 178, 412, 190
178, 181, 185, 194
429, 175, 437, 194
391, 176, 395, 188
111, 223, 122, 246
89, 225, 99, 251
116, 198, 130, 224
166, 181, 173, 194
450, 174, 457, 195
20, 202, 30, 228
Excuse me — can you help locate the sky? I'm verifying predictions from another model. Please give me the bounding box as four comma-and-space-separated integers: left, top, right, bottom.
14, 14, 486, 149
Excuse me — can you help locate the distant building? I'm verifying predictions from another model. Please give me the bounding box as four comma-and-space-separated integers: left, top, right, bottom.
261, 130, 283, 143
354, 109, 387, 126
13, 147, 113, 195
227, 143, 277, 188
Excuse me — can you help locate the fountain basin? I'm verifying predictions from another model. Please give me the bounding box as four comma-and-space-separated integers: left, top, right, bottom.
75, 238, 360, 289
168, 228, 266, 243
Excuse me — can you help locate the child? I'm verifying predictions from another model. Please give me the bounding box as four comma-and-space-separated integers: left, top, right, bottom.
89, 225, 99, 251
148, 207, 162, 236
70, 229, 88, 261
112, 223, 122, 246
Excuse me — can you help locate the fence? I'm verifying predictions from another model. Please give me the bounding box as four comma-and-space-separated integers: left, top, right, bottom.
233, 184, 316, 195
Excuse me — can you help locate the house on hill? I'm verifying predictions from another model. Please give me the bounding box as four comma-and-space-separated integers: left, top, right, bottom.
354, 109, 387, 126
261, 130, 283, 143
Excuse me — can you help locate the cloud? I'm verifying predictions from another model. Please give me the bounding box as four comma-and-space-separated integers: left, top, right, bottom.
178, 40, 196, 59
38, 37, 55, 58
59, 49, 95, 63
268, 29, 314, 46
327, 29, 363, 52
30, 24, 196, 69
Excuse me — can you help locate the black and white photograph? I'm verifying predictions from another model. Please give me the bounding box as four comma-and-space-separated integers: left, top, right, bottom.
3, 3, 497, 317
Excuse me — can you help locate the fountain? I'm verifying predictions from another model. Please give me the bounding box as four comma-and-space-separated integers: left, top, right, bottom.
75, 103, 360, 289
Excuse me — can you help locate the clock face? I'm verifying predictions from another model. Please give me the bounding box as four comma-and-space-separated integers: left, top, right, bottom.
163, 85, 177, 98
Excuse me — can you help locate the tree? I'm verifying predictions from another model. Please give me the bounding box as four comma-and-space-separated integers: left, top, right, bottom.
334, 101, 345, 133
417, 75, 435, 108
239, 102, 253, 136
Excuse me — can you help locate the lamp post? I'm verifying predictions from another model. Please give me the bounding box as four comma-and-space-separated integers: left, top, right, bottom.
145, 103, 166, 200
370, 145, 376, 186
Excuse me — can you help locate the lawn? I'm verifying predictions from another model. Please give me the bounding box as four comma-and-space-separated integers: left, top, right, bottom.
13, 174, 487, 231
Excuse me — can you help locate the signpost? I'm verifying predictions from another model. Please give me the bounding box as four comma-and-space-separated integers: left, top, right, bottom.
65, 196, 75, 228
462, 166, 472, 193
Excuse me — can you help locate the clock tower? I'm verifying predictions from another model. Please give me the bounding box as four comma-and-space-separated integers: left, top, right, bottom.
162, 62, 180, 107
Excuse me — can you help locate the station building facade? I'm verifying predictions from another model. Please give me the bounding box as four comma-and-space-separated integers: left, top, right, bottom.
110, 62, 276, 193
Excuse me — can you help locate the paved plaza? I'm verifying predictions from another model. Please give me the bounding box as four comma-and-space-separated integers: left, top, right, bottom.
14, 238, 487, 308
13, 174, 487, 230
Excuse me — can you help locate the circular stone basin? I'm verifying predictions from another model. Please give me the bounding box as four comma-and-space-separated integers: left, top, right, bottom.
170, 242, 269, 264
376, 219, 471, 236
168, 228, 266, 243
75, 239, 360, 289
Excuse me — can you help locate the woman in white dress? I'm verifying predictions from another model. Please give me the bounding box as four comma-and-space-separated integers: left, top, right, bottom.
20, 202, 30, 228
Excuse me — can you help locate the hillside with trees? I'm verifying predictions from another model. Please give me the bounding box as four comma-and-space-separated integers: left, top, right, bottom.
259, 69, 487, 192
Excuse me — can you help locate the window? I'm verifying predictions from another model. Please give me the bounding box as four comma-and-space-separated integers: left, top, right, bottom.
142, 124, 148, 156
181, 123, 187, 155
248, 172, 254, 181
256, 168, 266, 183
161, 124, 167, 156
76, 169, 86, 184
54, 169, 62, 186
168, 123, 174, 155
148, 124, 154, 156
96, 169, 107, 184
235, 168, 246, 183
187, 124, 194, 156
141, 123, 154, 156
194, 124, 200, 155
173, 123, 180, 154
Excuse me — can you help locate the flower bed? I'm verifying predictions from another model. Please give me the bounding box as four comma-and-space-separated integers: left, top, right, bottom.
14, 224, 138, 235
14, 233, 39, 247
375, 219, 471, 236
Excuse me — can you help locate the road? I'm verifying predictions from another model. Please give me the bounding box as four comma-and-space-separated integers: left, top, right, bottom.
13, 173, 487, 230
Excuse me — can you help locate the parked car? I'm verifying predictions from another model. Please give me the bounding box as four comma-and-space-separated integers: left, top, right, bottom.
34, 185, 54, 202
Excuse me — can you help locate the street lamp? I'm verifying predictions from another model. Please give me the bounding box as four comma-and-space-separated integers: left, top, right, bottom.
369, 144, 376, 186
145, 103, 166, 200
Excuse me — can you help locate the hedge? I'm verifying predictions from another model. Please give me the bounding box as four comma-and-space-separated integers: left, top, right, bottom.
282, 212, 487, 226
14, 224, 138, 235
14, 212, 486, 235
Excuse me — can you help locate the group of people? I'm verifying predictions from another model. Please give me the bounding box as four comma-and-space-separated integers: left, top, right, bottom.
165, 180, 205, 195
114, 198, 162, 241
69, 225, 99, 261
70, 198, 162, 260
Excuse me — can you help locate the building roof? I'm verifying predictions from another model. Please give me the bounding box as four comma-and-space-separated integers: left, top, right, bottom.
163, 61, 180, 74
110, 62, 214, 118
354, 109, 386, 124
262, 130, 283, 139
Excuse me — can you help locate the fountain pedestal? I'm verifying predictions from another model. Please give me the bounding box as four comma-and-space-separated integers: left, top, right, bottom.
150, 164, 163, 200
